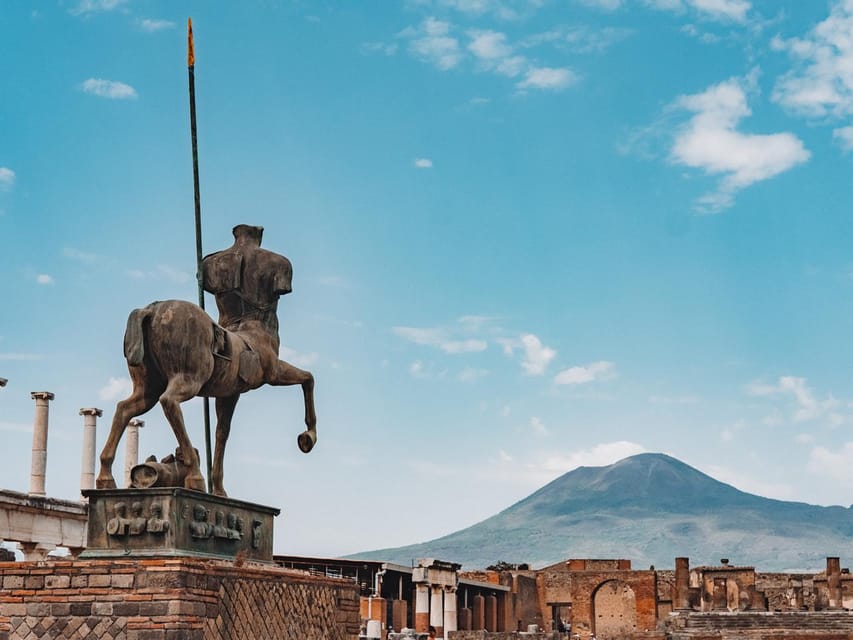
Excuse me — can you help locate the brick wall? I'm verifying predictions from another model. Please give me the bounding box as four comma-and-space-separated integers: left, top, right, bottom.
0, 558, 360, 640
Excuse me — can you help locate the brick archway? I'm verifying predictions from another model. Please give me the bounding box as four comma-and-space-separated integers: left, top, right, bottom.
591, 580, 637, 639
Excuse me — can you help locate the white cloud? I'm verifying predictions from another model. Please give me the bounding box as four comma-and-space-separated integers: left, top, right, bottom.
772, 3, 853, 119
0, 168, 15, 190
795, 433, 815, 444
393, 325, 488, 354
414, 158, 434, 169
671, 74, 809, 213
646, 0, 749, 22
538, 441, 646, 475
746, 376, 842, 423
81, 78, 137, 100
406, 18, 462, 70
808, 443, 853, 487
520, 334, 555, 375
99, 376, 132, 401
138, 18, 175, 32
361, 41, 398, 56
69, 0, 126, 16
409, 360, 426, 377
498, 449, 513, 462
279, 346, 319, 368
833, 126, 853, 152
563, 26, 633, 53
578, 0, 622, 10
517, 67, 577, 91
554, 360, 616, 385
529, 416, 549, 436
468, 29, 513, 60
36, 274, 54, 285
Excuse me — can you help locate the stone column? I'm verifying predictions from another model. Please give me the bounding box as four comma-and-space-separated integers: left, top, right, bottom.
443, 586, 457, 635
430, 586, 444, 636
827, 557, 842, 609
79, 407, 102, 495
414, 583, 430, 632
124, 418, 144, 488
484, 595, 497, 631
29, 391, 54, 496
472, 594, 485, 630
18, 541, 52, 561
675, 557, 690, 609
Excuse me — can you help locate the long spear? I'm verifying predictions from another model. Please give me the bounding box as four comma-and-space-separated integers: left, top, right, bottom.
188, 17, 213, 493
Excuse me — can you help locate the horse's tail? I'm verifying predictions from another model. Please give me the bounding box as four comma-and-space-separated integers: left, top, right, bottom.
124, 305, 154, 366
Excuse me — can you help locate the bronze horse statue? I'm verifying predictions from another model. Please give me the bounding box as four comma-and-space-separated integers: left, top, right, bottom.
96, 225, 316, 496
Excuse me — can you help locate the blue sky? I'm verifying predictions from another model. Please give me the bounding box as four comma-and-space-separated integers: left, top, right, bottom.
3, 0, 853, 561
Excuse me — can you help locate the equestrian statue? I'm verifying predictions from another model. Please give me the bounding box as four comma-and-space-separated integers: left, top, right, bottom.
96, 224, 316, 496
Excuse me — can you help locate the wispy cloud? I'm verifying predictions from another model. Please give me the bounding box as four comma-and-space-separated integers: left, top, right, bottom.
36, 274, 54, 285
517, 67, 577, 91
0, 421, 32, 434
127, 265, 192, 284
280, 345, 319, 368
63, 247, 98, 264
0, 353, 43, 361
746, 376, 842, 423
833, 126, 853, 153
554, 360, 616, 385
99, 376, 131, 401
81, 78, 138, 100
400, 19, 576, 93
414, 158, 434, 168
403, 18, 462, 70
528, 416, 549, 436
0, 168, 15, 191
807, 442, 853, 488
670, 72, 809, 212
393, 325, 488, 354
137, 18, 175, 32
646, 0, 750, 22
361, 41, 399, 56
69, 0, 127, 16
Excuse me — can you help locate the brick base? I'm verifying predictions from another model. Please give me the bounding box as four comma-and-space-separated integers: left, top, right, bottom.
0, 557, 360, 640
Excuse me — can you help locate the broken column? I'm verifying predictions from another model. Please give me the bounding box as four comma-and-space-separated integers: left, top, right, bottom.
79, 407, 102, 494
124, 418, 144, 488
29, 391, 54, 496
827, 557, 842, 609
675, 557, 690, 610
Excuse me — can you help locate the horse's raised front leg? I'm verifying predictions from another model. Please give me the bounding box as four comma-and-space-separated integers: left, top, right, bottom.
97, 367, 160, 489
270, 359, 316, 453
211, 394, 239, 497
159, 374, 207, 492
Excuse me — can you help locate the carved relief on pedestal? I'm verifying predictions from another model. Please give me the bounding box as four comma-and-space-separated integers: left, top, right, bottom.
107, 500, 170, 537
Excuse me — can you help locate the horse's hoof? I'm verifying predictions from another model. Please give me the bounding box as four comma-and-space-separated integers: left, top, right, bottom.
212, 488, 228, 498
297, 430, 316, 454
185, 476, 207, 493
96, 477, 117, 489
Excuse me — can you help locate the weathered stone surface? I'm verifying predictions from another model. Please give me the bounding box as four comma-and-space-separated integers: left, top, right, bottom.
81, 488, 279, 563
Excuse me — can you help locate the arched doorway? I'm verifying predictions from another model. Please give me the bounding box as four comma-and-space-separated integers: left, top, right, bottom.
592, 580, 637, 639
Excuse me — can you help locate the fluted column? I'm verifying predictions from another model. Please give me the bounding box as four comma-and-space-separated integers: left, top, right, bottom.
79, 408, 103, 495
29, 391, 54, 496
124, 418, 144, 488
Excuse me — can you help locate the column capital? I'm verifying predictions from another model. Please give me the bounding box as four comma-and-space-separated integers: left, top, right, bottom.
445, 585, 458, 594
31, 391, 55, 401
129, 418, 144, 428
79, 407, 103, 417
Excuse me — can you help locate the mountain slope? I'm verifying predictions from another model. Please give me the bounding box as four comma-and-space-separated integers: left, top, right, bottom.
350, 453, 853, 571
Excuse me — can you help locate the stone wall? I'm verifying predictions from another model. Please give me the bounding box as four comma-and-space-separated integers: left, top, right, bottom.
0, 557, 360, 640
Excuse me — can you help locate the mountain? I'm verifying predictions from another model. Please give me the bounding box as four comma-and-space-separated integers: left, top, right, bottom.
350, 453, 853, 571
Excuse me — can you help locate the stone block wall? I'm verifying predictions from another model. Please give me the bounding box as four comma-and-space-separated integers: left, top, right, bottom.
0, 557, 360, 640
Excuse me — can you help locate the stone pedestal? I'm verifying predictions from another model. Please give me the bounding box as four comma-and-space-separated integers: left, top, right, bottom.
81, 488, 279, 563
